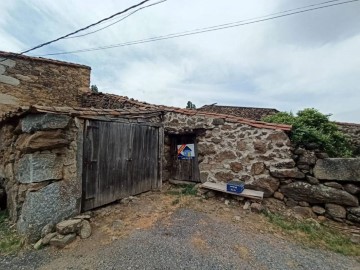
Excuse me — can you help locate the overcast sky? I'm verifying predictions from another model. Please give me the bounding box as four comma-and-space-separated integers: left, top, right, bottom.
1, 0, 359, 122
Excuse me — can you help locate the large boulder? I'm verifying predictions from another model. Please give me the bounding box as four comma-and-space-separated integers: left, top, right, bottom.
281, 182, 359, 207
16, 153, 63, 183
314, 158, 360, 181
17, 182, 79, 241
21, 113, 71, 133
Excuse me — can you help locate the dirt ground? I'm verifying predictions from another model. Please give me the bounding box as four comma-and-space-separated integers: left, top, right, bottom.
1, 183, 360, 270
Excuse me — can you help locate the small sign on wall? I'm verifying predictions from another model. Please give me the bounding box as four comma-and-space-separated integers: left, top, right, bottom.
177, 144, 195, 160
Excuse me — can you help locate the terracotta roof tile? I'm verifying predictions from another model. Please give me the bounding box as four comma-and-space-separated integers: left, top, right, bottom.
81, 93, 291, 131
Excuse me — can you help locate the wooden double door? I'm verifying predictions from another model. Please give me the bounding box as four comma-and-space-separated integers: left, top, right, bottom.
82, 120, 162, 211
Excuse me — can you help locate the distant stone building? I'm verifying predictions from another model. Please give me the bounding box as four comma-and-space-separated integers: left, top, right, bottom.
0, 51, 91, 115
198, 104, 279, 121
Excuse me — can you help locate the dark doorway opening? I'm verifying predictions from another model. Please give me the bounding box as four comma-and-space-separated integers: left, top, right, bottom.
169, 134, 200, 183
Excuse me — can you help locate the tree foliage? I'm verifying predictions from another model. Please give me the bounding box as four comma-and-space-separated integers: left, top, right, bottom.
262, 108, 352, 157
186, 101, 196, 109
90, 85, 99, 93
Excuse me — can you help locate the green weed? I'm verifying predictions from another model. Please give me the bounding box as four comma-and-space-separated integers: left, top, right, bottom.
264, 211, 360, 256
0, 210, 23, 255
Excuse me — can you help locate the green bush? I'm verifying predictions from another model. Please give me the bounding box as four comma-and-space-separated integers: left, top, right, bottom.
262, 108, 352, 157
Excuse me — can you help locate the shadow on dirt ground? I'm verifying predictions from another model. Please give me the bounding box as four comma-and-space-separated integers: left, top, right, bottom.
1, 184, 359, 270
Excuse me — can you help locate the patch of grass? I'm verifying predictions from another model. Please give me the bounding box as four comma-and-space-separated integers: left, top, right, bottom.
0, 210, 23, 255
264, 211, 360, 256
167, 184, 198, 196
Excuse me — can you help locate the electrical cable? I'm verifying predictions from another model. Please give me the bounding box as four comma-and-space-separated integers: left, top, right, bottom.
36, 0, 359, 57
65, 0, 167, 39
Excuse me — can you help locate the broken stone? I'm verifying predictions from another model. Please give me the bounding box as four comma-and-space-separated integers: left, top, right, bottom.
299, 201, 310, 207
34, 239, 43, 250
324, 182, 344, 190
312, 206, 326, 215
314, 158, 360, 181
344, 184, 360, 195
347, 214, 360, 223
293, 206, 317, 219
41, 223, 54, 238
16, 130, 69, 153
306, 176, 319, 185
294, 148, 306, 155
281, 182, 359, 207
243, 201, 251, 210
49, 233, 76, 248
325, 204, 346, 219
269, 168, 305, 179
273, 192, 284, 201
250, 202, 264, 213
80, 220, 92, 239
42, 232, 57, 245
21, 113, 71, 133
233, 216, 241, 222
347, 207, 360, 217
245, 176, 279, 198
56, 219, 82, 235
16, 153, 63, 183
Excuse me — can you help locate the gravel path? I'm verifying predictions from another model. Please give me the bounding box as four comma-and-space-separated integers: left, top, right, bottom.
1, 208, 359, 270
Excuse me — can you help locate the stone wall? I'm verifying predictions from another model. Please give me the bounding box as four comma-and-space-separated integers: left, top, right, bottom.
0, 113, 83, 241
337, 122, 360, 156
0, 52, 91, 115
269, 146, 360, 225
163, 112, 294, 197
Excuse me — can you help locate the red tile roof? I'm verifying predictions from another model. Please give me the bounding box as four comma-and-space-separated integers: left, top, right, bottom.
82, 93, 292, 131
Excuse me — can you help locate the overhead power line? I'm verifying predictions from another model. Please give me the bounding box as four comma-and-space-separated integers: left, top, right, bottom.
37, 0, 360, 57
65, 0, 167, 39
1, 0, 152, 59
63, 0, 344, 40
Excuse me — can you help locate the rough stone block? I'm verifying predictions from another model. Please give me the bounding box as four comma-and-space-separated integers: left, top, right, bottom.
269, 168, 305, 179
325, 203, 346, 219
21, 113, 71, 133
281, 182, 358, 206
80, 220, 92, 239
314, 158, 360, 181
56, 219, 82, 235
16, 130, 70, 153
245, 176, 279, 198
49, 233, 76, 248
17, 182, 79, 241
16, 153, 63, 183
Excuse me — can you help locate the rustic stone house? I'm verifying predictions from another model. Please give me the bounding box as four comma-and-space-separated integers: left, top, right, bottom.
1, 52, 360, 241
198, 104, 279, 121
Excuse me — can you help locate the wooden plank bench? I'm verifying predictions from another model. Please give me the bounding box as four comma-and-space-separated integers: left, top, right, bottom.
201, 181, 264, 200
